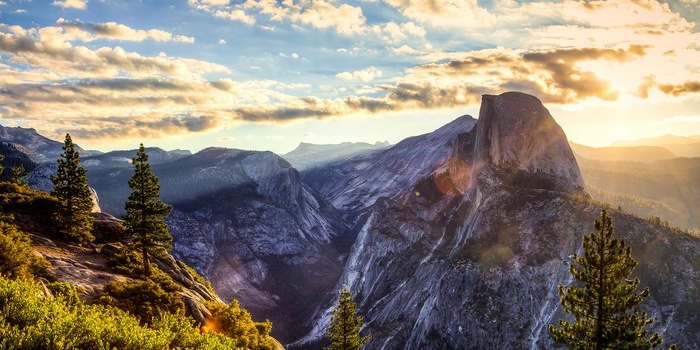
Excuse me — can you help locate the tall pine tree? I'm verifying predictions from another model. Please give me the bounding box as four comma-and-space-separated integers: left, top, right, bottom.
325, 288, 371, 350
123, 144, 172, 278
50, 134, 94, 243
549, 210, 663, 349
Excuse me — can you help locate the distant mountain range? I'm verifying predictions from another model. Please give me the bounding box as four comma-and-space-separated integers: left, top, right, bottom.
608, 134, 700, 158
283, 141, 391, 171
612, 134, 700, 147
5, 92, 700, 349
569, 142, 677, 162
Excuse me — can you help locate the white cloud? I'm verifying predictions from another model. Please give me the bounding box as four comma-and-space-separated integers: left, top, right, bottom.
52, 0, 87, 9
0, 23, 228, 79
214, 9, 256, 25
15, 9, 26, 14
336, 66, 383, 82
382, 21, 426, 41
291, 53, 299, 59
219, 39, 226, 44
389, 45, 421, 55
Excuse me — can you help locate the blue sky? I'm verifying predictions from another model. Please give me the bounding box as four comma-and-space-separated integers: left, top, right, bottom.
1, 0, 700, 153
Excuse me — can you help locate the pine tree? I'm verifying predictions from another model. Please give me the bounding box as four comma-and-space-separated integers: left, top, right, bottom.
0, 153, 4, 175
549, 210, 663, 349
50, 134, 94, 243
123, 144, 172, 278
325, 288, 371, 350
10, 164, 28, 187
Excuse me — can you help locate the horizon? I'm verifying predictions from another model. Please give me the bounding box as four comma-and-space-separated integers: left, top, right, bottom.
7, 114, 700, 156
1, 1, 700, 154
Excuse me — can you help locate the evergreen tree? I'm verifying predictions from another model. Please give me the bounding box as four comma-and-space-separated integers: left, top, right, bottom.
0, 153, 4, 175
123, 144, 172, 278
50, 134, 94, 243
10, 164, 28, 187
325, 288, 371, 350
549, 210, 663, 349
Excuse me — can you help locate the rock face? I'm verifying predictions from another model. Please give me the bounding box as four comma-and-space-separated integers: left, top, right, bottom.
302, 115, 478, 224
472, 92, 585, 190
292, 92, 700, 349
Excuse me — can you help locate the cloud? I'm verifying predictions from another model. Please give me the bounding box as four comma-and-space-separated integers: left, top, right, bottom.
405, 45, 647, 104
336, 66, 382, 82
520, 46, 646, 102
658, 81, 700, 96
0, 24, 225, 78
214, 9, 256, 25
382, 21, 426, 42
243, 0, 368, 35
53, 0, 87, 9
219, 39, 226, 44
55, 19, 196, 43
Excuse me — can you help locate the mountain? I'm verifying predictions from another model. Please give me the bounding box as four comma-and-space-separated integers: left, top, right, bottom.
291, 92, 700, 349
84, 147, 351, 342
610, 134, 700, 158
658, 143, 700, 158
81, 147, 190, 170
283, 141, 391, 171
0, 125, 98, 162
0, 142, 39, 181
302, 115, 478, 225
612, 134, 700, 147
570, 142, 677, 162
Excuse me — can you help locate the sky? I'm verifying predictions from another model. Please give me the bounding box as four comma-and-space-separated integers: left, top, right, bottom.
1, 0, 700, 154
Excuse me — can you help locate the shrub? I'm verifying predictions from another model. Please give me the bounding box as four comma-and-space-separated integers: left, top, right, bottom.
0, 276, 241, 349
0, 221, 49, 280
98, 278, 184, 325
205, 299, 277, 350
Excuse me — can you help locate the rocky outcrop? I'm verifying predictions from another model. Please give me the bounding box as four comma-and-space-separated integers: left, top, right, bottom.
31, 231, 222, 325
472, 92, 585, 191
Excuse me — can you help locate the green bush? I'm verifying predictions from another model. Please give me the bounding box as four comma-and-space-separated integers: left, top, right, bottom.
205, 299, 277, 350
0, 276, 241, 349
0, 221, 49, 280
45, 281, 83, 306
98, 278, 184, 325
